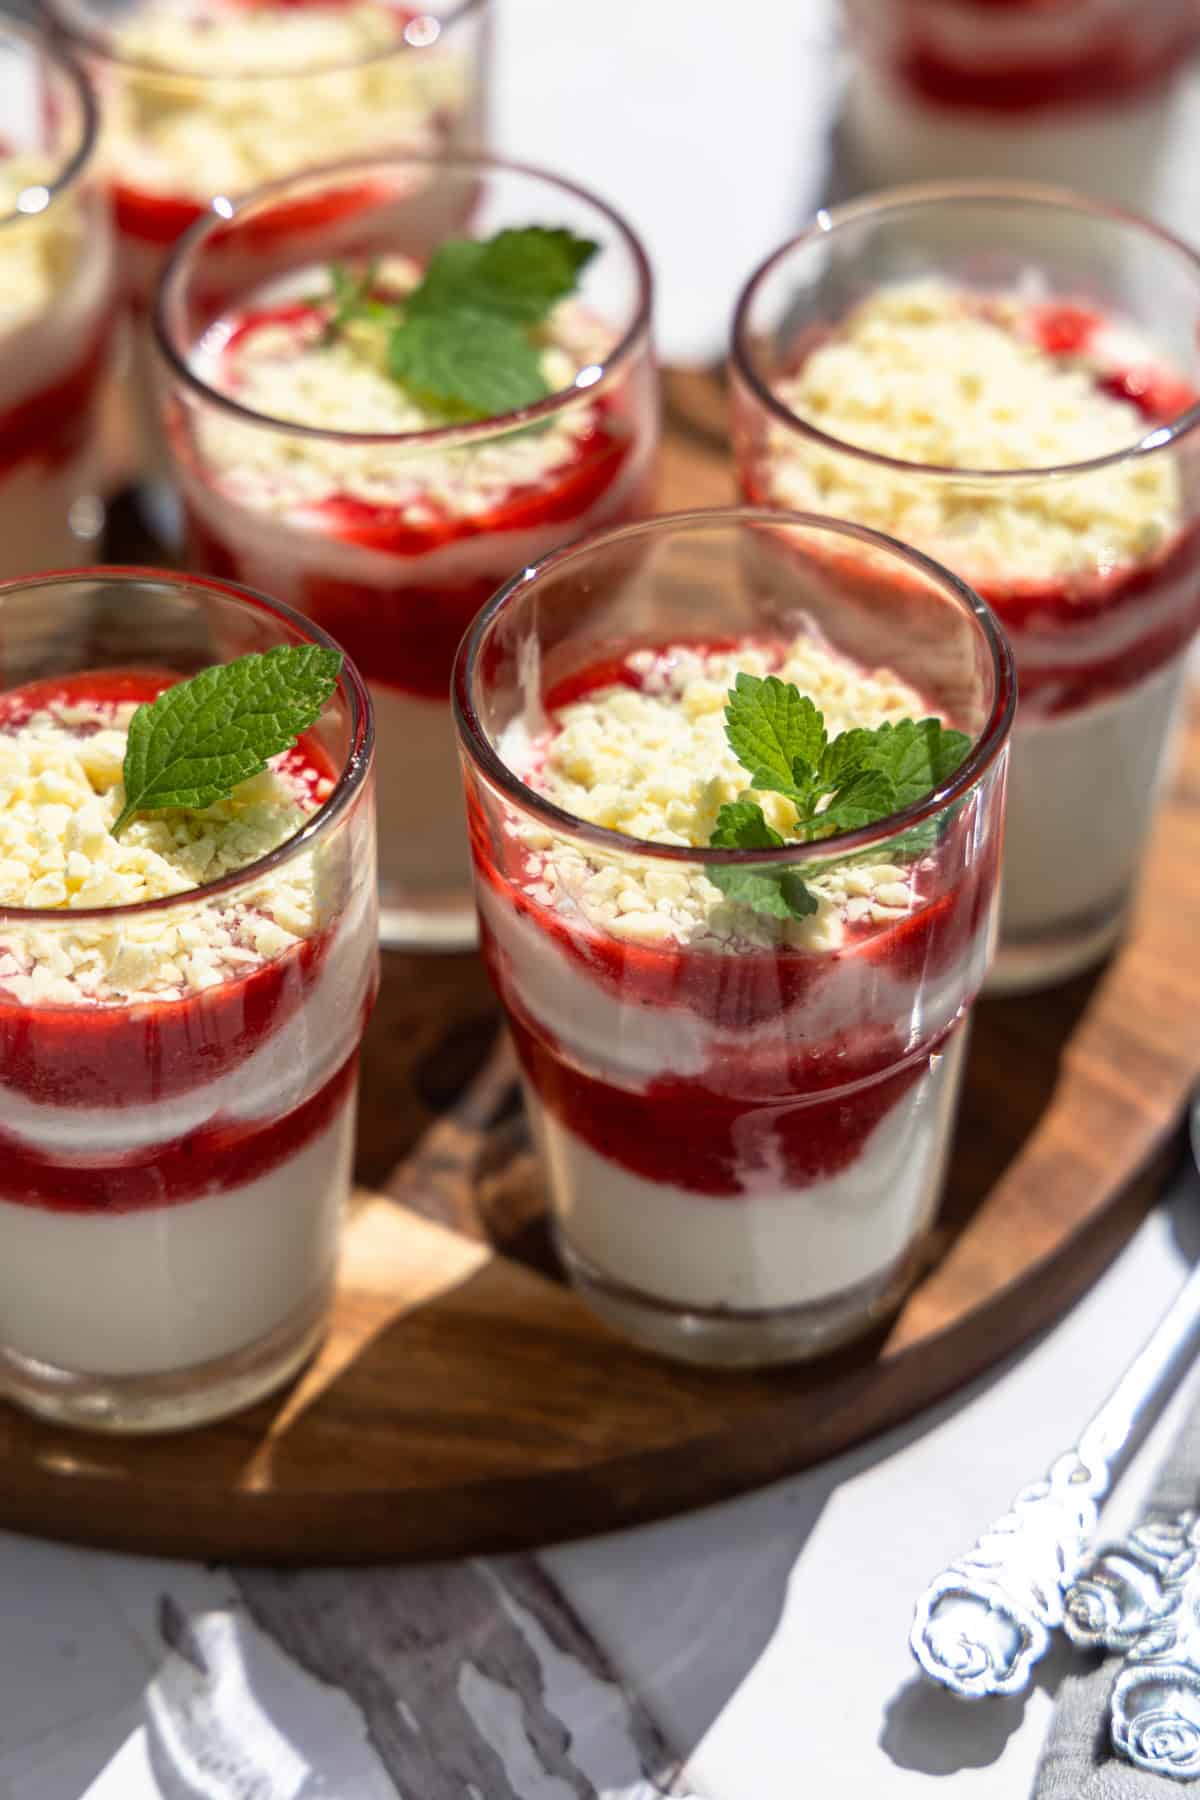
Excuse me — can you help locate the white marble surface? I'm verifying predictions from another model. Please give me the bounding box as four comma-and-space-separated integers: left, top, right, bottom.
5, 3, 1200, 1796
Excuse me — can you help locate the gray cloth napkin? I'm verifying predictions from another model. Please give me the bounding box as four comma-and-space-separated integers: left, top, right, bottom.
1033, 1389, 1200, 1795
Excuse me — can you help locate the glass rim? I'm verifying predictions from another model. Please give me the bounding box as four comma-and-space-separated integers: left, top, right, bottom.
44, 0, 487, 81
153, 149, 655, 449
730, 179, 1200, 483
0, 19, 99, 235
0, 565, 374, 929
452, 505, 1017, 868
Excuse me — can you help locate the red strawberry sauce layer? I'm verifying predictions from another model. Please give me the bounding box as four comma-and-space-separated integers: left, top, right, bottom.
0, 1049, 357, 1212
0, 320, 111, 478
184, 304, 645, 701
747, 304, 1200, 718
471, 651, 999, 1199
0, 669, 337, 1118
869, 2, 1198, 114
113, 173, 396, 257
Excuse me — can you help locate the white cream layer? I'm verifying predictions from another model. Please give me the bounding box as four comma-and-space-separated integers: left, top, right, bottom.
180, 427, 650, 594
846, 65, 1177, 211
483, 870, 988, 1085
534, 1029, 966, 1312
0, 1084, 354, 1376
1001, 653, 1188, 942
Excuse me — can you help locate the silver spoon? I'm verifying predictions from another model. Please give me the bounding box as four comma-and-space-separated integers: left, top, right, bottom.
910, 1099, 1200, 1701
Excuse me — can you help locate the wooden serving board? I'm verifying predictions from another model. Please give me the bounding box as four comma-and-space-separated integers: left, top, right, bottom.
3, 381, 1200, 1563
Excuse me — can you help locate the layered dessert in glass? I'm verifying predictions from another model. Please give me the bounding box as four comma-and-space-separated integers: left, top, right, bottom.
156, 153, 658, 947
453, 509, 1013, 1366
732, 185, 1200, 991
842, 0, 1199, 209
0, 22, 113, 578
0, 569, 376, 1432
45, 0, 489, 475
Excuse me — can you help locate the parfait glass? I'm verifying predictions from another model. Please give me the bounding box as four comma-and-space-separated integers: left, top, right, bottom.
155, 152, 659, 949
0, 569, 377, 1432
453, 508, 1013, 1367
0, 20, 113, 578
731, 184, 1200, 991
842, 0, 1199, 209
45, 0, 490, 478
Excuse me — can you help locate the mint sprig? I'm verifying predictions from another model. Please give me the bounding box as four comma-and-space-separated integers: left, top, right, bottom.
326, 225, 600, 422
708, 673, 971, 921
110, 644, 342, 840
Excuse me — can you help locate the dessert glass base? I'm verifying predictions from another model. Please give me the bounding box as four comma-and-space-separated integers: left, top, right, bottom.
988, 904, 1127, 996
557, 1230, 926, 1368
0, 1281, 331, 1435
380, 887, 478, 952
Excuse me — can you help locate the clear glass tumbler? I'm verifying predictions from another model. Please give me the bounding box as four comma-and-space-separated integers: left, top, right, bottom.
0, 20, 113, 578
156, 152, 659, 950
0, 568, 377, 1432
45, 0, 491, 478
731, 184, 1200, 991
453, 508, 1013, 1367
842, 0, 1199, 210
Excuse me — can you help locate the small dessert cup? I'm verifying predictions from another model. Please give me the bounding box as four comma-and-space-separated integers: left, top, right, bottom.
156, 153, 659, 949
842, 0, 1198, 210
731, 184, 1200, 991
453, 508, 1013, 1367
46, 0, 490, 478
0, 568, 377, 1432
0, 21, 113, 578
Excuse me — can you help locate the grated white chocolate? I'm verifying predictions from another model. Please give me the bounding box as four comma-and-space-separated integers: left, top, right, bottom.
501, 637, 944, 955
760, 280, 1182, 588
0, 155, 86, 333
0, 700, 332, 1004
192, 277, 616, 521
103, 0, 469, 204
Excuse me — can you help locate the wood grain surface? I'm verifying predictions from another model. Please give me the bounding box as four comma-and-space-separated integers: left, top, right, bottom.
1, 383, 1196, 1563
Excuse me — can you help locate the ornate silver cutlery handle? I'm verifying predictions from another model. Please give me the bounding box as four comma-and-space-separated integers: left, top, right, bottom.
910, 1256, 1200, 1700
1063, 1511, 1200, 1781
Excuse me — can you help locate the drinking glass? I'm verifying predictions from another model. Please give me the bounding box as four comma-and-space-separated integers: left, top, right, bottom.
731, 185, 1200, 990
0, 20, 112, 577
0, 568, 376, 1432
453, 508, 1013, 1366
156, 152, 658, 949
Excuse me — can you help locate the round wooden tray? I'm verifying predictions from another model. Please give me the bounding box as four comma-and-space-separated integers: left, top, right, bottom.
2, 386, 1198, 1563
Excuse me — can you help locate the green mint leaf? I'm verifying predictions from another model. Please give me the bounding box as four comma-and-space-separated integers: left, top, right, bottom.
710, 799, 786, 850
387, 310, 550, 420
708, 804, 817, 919
407, 227, 599, 327
853, 717, 972, 810
927, 722, 973, 787
817, 728, 873, 793
709, 863, 817, 920
805, 768, 897, 838
780, 870, 819, 917
111, 644, 342, 839
724, 673, 826, 796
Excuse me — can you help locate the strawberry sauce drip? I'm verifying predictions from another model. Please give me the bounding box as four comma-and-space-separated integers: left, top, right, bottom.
184, 302, 645, 700
0, 669, 337, 1115
470, 645, 1000, 1198
749, 310, 1200, 717
0, 1050, 356, 1211
113, 174, 394, 252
